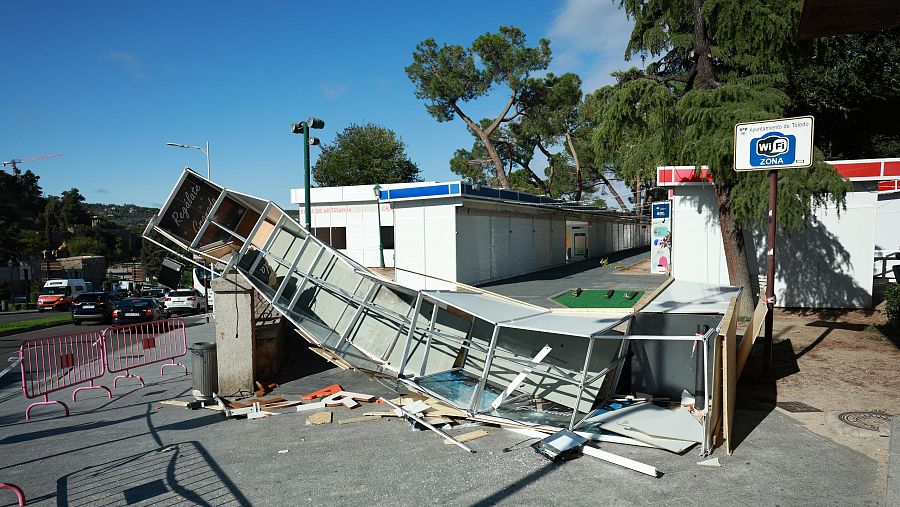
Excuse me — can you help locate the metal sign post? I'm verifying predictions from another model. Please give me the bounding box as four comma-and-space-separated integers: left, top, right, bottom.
734, 116, 814, 378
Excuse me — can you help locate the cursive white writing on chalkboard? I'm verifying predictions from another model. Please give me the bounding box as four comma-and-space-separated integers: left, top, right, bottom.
170, 184, 201, 227
191, 196, 218, 235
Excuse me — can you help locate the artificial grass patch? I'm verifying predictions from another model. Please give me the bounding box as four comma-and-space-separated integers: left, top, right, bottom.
0, 313, 71, 335
553, 289, 644, 309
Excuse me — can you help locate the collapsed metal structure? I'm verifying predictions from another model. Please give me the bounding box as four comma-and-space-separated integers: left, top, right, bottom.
145, 170, 742, 455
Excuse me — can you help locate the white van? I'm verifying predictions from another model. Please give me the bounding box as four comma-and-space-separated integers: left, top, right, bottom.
38, 279, 87, 311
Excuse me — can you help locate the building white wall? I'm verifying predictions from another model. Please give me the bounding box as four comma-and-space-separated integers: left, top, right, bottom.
671, 187, 731, 286
393, 199, 458, 283
298, 182, 651, 287
310, 201, 395, 268
671, 184, 877, 308
455, 209, 570, 285
875, 193, 900, 281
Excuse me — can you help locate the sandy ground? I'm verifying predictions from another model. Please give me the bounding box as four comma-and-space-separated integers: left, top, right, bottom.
750, 307, 900, 477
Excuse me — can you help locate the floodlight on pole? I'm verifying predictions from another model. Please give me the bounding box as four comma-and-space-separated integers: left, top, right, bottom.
166, 141, 211, 180
291, 117, 325, 231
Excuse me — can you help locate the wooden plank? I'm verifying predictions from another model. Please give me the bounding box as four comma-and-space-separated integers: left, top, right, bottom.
338, 416, 378, 425
709, 336, 724, 447
444, 429, 489, 445
307, 346, 353, 370
364, 411, 398, 418
723, 296, 739, 455
160, 399, 189, 407
736, 298, 768, 378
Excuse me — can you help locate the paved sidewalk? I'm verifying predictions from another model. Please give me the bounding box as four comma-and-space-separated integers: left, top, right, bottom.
479, 248, 665, 307
0, 320, 888, 506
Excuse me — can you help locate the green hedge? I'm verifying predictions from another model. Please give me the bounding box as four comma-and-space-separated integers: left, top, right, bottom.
885, 283, 900, 326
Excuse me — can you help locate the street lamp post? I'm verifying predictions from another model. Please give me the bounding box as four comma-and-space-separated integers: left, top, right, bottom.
291, 118, 325, 231
373, 184, 385, 268
166, 141, 211, 180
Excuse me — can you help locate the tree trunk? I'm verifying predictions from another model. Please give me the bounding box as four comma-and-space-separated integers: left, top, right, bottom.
691, 0, 716, 91
565, 131, 583, 201
521, 162, 549, 195
452, 103, 511, 188
596, 170, 628, 210
715, 184, 755, 316
634, 177, 643, 216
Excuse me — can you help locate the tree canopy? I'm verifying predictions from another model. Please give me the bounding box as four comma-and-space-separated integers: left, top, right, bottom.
406, 26, 551, 188
313, 123, 421, 187
591, 0, 866, 312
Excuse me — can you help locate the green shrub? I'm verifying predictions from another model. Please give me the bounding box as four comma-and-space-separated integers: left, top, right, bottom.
885, 283, 900, 325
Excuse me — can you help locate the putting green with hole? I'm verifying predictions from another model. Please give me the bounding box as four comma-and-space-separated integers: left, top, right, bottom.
552, 290, 644, 309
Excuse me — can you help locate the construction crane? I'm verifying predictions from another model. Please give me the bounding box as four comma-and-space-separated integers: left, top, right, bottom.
1, 153, 63, 174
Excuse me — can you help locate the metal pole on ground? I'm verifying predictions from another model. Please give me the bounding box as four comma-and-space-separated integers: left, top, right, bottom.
763, 169, 777, 378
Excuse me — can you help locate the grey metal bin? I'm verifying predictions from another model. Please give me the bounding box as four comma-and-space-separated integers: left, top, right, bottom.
190, 342, 218, 400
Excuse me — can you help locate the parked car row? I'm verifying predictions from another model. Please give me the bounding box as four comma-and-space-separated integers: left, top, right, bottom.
70, 288, 209, 325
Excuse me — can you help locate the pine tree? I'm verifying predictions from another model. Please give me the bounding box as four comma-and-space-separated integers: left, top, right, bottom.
596, 0, 849, 313
406, 26, 551, 188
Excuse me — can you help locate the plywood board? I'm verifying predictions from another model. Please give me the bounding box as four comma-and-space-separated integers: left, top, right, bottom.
306, 412, 333, 425
722, 296, 739, 455
444, 429, 489, 444
736, 298, 768, 377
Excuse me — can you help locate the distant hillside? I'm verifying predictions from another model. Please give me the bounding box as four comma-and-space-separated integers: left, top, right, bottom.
85, 203, 158, 230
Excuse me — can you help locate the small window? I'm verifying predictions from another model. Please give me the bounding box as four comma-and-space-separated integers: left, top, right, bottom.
330, 227, 347, 249
380, 226, 395, 249
313, 227, 330, 244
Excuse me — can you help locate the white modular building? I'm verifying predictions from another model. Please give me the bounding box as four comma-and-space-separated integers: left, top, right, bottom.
657, 158, 900, 309
291, 182, 649, 287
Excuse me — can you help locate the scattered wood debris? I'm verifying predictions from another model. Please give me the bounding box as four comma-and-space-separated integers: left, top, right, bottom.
306, 411, 333, 426
444, 429, 489, 445
338, 416, 378, 425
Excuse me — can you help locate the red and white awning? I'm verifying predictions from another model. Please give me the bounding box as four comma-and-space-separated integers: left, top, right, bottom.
657, 158, 900, 192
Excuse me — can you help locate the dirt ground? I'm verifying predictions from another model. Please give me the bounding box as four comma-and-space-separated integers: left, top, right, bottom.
740, 307, 900, 473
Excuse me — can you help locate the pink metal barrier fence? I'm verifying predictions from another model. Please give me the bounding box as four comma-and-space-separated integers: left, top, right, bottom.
19, 331, 111, 420
103, 318, 188, 388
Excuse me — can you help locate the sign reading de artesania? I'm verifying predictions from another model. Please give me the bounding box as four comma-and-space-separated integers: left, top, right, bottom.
734, 116, 814, 171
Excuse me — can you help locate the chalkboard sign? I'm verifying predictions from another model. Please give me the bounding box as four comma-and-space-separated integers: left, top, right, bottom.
158, 173, 223, 245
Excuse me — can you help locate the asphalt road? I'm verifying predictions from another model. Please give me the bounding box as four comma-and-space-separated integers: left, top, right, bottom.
0, 321, 108, 361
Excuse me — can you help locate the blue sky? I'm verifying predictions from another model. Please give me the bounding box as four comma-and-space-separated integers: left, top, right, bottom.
1, 1, 635, 209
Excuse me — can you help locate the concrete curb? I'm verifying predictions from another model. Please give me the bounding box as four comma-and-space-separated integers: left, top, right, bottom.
0, 309, 39, 315
887, 416, 899, 507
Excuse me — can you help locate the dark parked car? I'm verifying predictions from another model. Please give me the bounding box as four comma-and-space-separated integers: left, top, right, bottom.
72, 292, 121, 325
112, 298, 164, 325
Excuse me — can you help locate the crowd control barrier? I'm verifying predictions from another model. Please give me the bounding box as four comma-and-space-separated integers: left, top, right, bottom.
18, 331, 111, 420
103, 318, 188, 388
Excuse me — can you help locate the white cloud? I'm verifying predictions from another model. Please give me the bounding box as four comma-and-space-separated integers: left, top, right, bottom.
104, 50, 146, 80
546, 0, 635, 90
320, 82, 349, 100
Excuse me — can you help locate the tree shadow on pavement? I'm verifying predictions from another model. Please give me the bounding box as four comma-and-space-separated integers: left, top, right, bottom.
731, 339, 799, 451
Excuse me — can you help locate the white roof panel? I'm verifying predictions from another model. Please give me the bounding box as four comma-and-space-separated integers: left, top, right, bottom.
423, 291, 546, 324
498, 312, 631, 338
640, 280, 741, 314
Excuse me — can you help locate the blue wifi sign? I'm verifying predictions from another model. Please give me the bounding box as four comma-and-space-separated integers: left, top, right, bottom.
734, 116, 814, 172
750, 132, 796, 167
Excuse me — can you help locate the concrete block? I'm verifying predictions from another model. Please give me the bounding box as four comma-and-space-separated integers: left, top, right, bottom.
212, 272, 256, 396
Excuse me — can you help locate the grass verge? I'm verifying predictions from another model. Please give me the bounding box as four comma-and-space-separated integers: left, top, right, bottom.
0, 313, 71, 336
